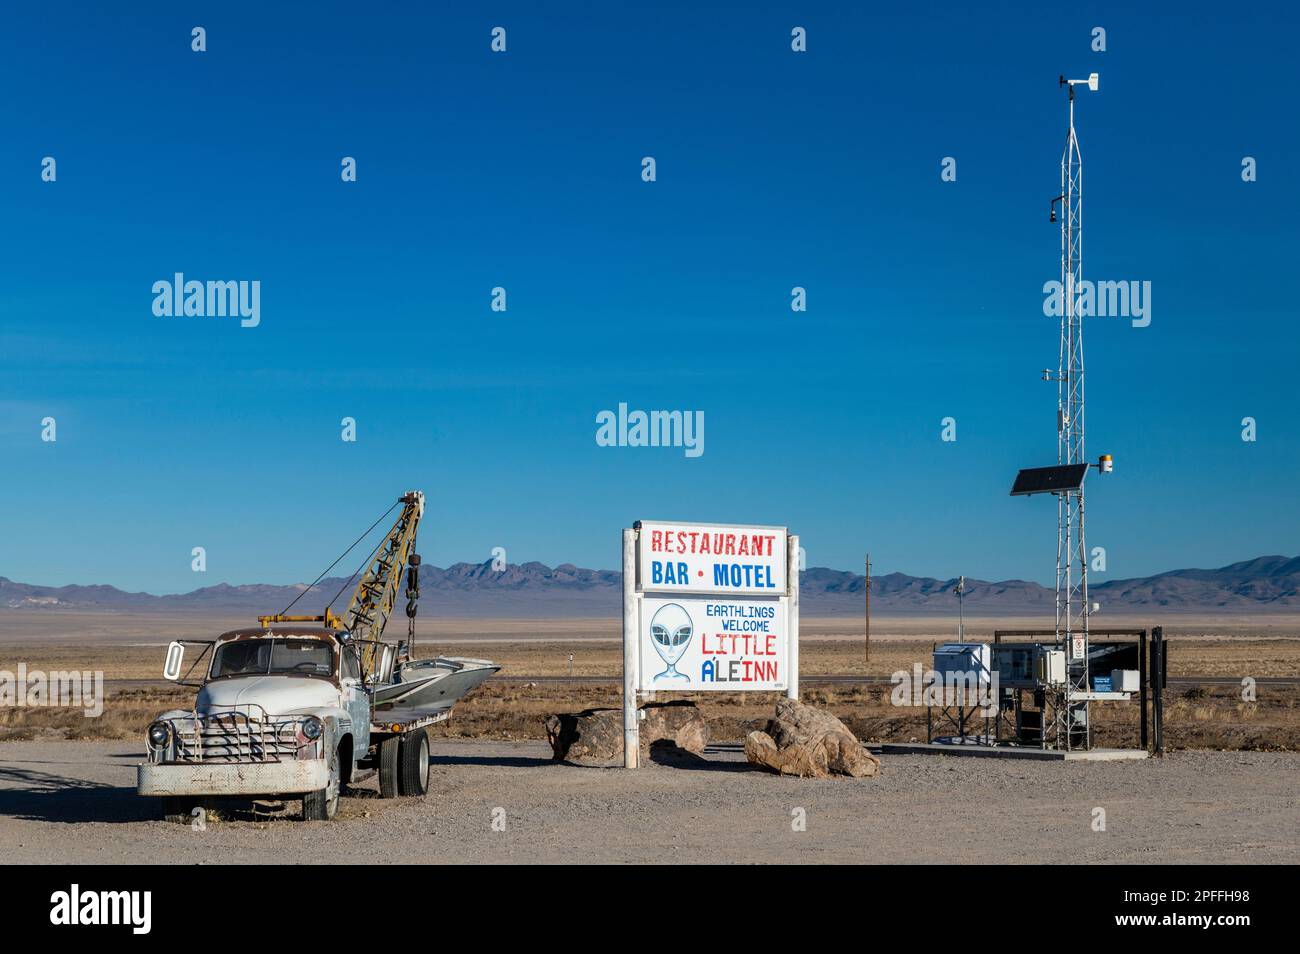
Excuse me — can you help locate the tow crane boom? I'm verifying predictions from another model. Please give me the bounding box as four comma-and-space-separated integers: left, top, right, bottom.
258, 490, 425, 678
343, 490, 423, 676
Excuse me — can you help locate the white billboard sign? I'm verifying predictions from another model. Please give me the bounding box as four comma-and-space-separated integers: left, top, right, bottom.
622, 520, 800, 767
637, 520, 787, 596
639, 595, 786, 692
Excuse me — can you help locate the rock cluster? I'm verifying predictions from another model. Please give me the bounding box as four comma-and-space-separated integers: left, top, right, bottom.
745, 698, 881, 778
544, 701, 708, 764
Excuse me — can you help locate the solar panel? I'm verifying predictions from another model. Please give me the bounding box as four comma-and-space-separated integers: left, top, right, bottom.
1010, 463, 1088, 496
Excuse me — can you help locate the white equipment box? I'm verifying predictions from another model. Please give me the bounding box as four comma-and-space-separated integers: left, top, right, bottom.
1036, 649, 1067, 687
933, 643, 992, 686
1111, 669, 1140, 692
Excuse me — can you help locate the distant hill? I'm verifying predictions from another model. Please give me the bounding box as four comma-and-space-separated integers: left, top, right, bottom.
2, 555, 1297, 617
799, 555, 1300, 614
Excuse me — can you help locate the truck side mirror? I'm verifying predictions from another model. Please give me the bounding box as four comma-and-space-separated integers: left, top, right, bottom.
163, 641, 185, 681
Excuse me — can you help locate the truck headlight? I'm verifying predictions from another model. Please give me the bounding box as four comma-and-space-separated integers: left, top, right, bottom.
301, 717, 323, 741
147, 722, 171, 748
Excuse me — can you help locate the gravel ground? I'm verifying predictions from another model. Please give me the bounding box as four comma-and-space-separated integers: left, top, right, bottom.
1, 740, 1296, 864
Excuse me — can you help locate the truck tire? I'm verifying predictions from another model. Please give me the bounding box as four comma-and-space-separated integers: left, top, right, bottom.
302, 746, 341, 821
162, 797, 199, 825
378, 734, 400, 798
398, 730, 430, 797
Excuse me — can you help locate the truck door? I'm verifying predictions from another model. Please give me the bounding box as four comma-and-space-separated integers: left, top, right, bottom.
340, 644, 371, 761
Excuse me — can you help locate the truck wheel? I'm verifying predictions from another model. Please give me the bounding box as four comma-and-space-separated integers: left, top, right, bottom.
162, 797, 198, 825
302, 746, 341, 821
398, 730, 430, 797
378, 734, 400, 798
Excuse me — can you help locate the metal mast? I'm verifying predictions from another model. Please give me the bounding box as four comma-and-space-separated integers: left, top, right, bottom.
1014, 74, 1109, 750
1053, 74, 1096, 747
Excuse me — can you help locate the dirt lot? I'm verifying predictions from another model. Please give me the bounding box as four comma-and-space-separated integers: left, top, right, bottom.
0, 739, 1295, 864
4, 610, 1295, 863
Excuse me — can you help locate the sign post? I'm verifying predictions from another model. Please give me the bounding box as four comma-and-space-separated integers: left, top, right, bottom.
622, 520, 799, 766
787, 534, 799, 701
622, 527, 639, 768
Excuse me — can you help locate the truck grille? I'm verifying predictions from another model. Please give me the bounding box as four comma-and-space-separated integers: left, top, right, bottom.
175, 721, 302, 763
159, 706, 313, 764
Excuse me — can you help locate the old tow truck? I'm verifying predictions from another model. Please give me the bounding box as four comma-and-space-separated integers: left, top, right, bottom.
137, 491, 498, 821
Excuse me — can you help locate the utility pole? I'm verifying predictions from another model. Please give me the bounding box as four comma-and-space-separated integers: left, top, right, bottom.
864, 553, 872, 665
954, 575, 966, 640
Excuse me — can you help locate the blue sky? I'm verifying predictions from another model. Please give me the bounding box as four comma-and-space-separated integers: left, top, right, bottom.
2, 2, 1297, 594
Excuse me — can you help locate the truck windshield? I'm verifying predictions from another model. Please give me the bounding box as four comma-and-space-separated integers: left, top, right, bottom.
210, 638, 335, 679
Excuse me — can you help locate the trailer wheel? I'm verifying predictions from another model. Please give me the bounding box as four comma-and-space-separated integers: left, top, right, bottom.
398, 730, 430, 797
378, 734, 400, 798
302, 746, 341, 821
162, 797, 199, 825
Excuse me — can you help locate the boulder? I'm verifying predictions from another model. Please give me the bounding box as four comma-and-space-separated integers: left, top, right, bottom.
745, 698, 881, 779
545, 701, 709, 764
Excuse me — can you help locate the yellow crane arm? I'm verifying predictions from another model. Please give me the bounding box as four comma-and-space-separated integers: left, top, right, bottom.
343, 491, 424, 675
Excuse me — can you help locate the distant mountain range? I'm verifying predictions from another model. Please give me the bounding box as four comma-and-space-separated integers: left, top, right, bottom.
2, 555, 1298, 617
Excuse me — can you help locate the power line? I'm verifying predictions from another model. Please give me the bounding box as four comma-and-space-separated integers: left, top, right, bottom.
276, 500, 402, 616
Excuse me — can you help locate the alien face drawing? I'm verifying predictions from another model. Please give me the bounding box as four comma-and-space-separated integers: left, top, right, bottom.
649, 602, 693, 684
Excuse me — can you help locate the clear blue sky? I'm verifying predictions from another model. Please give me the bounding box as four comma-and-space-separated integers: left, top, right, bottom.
2, 2, 1296, 594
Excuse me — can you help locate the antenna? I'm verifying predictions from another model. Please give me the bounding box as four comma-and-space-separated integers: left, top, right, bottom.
1053, 72, 1094, 747
1009, 73, 1115, 750
1017, 73, 1114, 749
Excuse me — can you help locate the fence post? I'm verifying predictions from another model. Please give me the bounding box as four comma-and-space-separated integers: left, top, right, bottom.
1139, 628, 1149, 752
1151, 625, 1165, 757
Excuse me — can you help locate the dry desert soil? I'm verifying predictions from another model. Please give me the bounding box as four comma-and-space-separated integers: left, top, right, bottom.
0, 739, 1296, 864
1, 611, 1297, 864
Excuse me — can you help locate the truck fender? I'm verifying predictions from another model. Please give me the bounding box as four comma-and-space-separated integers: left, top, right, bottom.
287, 707, 354, 773
286, 705, 352, 731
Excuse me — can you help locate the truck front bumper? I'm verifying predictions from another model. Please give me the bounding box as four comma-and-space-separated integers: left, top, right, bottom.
137, 759, 330, 797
